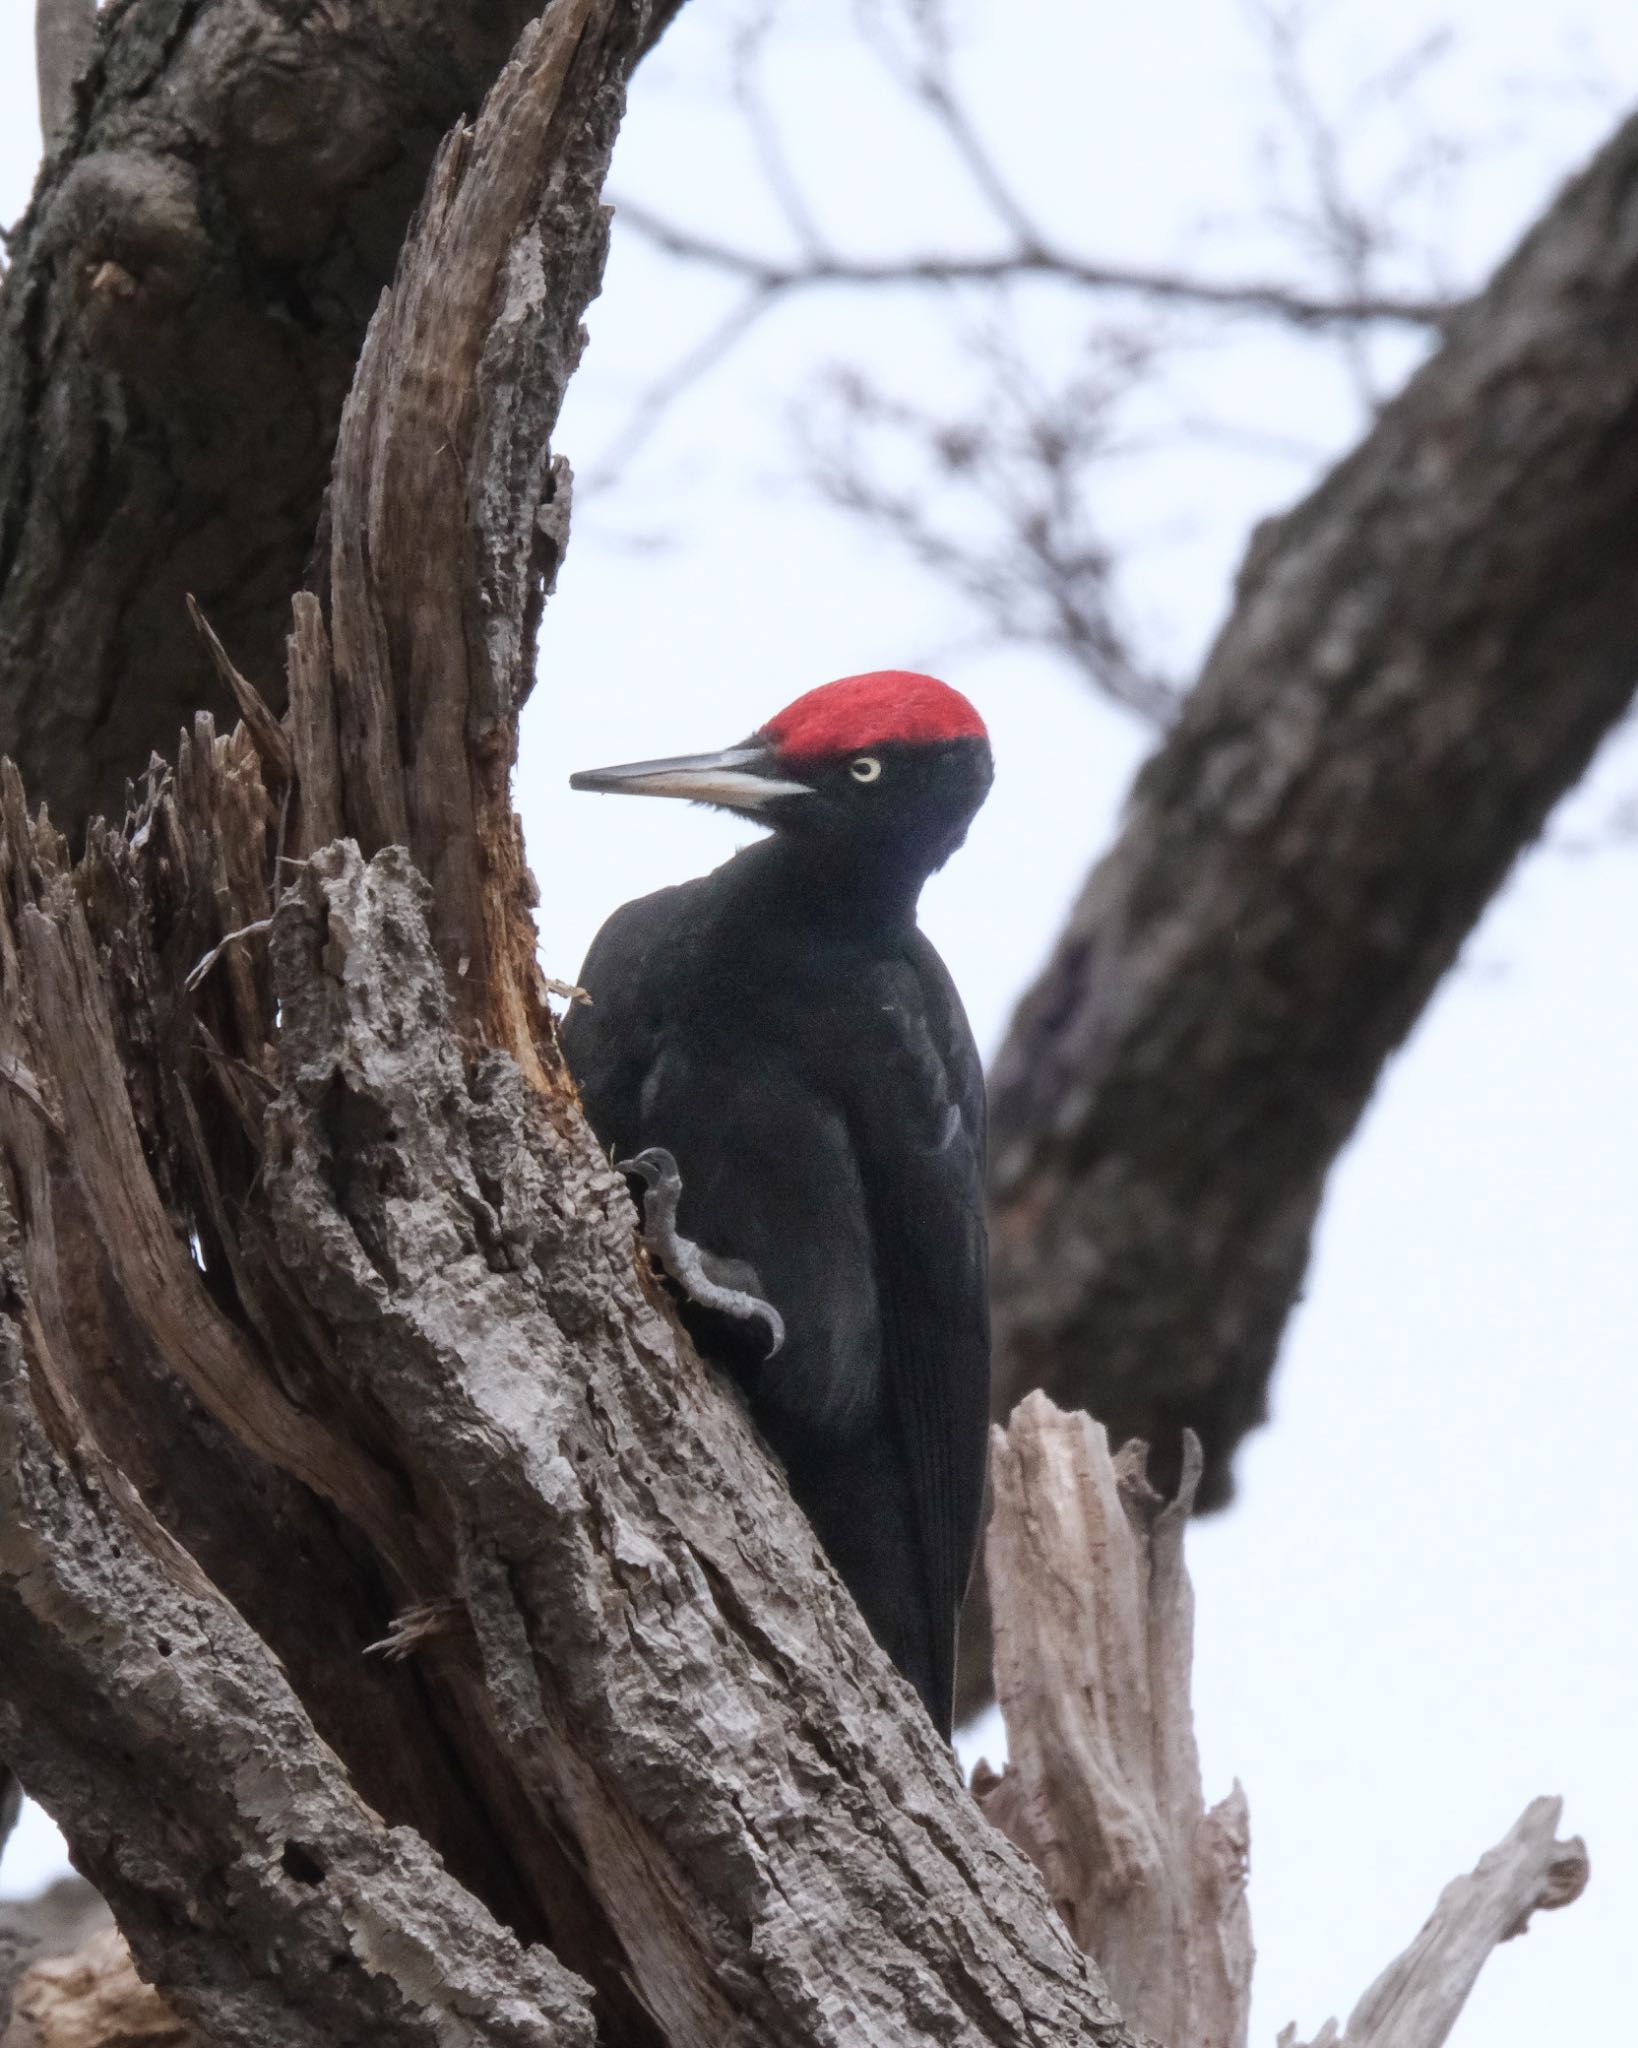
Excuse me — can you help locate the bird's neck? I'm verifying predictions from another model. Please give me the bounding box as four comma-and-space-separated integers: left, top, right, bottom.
730, 832, 930, 940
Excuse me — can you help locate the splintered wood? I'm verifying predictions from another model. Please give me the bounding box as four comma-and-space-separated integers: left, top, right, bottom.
3, 1931, 199, 2048
978, 1394, 1588, 2048
978, 1394, 1252, 2048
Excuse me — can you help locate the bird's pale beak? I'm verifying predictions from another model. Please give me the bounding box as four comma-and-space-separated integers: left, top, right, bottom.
569, 742, 813, 815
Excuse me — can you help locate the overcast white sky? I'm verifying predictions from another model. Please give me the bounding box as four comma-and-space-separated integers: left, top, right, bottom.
2, 4, 1636, 2042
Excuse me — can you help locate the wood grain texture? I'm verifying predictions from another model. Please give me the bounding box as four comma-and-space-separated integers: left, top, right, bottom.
0, 1315, 598, 2048
978, 1396, 1251, 2048
979, 1399, 1588, 2048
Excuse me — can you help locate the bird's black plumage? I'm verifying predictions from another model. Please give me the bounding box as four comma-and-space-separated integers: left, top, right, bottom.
562, 682, 992, 1737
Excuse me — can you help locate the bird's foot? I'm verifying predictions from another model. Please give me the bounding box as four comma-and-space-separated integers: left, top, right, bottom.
364, 1597, 467, 1662
618, 1147, 785, 1358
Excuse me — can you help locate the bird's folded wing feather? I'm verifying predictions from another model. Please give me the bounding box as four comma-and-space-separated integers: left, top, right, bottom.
854, 940, 991, 1731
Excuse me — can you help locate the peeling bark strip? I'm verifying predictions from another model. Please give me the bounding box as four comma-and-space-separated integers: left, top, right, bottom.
0, 0, 685, 831
978, 1396, 1251, 2048
978, 103, 1638, 1612
315, 0, 621, 1058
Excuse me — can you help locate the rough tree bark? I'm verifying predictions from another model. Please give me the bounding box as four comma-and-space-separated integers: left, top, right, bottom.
0, 7, 1151, 2044
0, 1381, 1588, 2046
0, 0, 682, 830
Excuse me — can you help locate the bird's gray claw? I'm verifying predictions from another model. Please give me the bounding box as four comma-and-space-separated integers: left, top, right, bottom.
618, 1147, 681, 1195
618, 1147, 785, 1359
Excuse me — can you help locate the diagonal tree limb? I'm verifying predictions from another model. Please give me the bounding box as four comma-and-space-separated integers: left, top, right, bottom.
962, 102, 1638, 1711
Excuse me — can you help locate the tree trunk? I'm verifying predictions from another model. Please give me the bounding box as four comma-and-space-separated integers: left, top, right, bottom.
0, 0, 681, 831
0, 8, 1149, 2042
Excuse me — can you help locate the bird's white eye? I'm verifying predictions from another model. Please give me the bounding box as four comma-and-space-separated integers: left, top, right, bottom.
849, 755, 883, 784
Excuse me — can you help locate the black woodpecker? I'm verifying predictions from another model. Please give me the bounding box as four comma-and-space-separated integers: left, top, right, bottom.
563, 670, 993, 1739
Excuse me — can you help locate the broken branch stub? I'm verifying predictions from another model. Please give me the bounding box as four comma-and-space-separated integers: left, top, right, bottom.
979, 1393, 1252, 2048
980, 1395, 1590, 2048
1279, 1796, 1589, 2048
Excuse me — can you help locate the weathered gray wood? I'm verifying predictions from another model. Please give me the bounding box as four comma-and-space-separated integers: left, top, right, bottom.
977, 1398, 1589, 2048
0, 1317, 597, 2048
967, 104, 1638, 1710
316, 0, 608, 1043
1278, 1798, 1589, 2048
978, 1396, 1251, 2048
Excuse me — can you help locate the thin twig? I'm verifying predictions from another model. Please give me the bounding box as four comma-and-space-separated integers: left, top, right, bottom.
614, 199, 1456, 328
583, 279, 790, 490
184, 919, 275, 994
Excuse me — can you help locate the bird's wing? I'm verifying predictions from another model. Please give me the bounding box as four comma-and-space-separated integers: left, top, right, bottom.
851, 936, 990, 1734
561, 881, 693, 1159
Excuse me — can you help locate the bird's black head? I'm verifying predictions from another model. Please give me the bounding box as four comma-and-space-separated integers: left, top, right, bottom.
569, 671, 994, 889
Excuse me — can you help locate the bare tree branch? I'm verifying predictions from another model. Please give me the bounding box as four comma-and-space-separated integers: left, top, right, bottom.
597, 0, 1465, 708
614, 197, 1457, 327
800, 332, 1183, 719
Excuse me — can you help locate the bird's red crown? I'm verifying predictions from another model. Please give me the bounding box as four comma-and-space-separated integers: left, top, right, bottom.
761, 671, 987, 763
